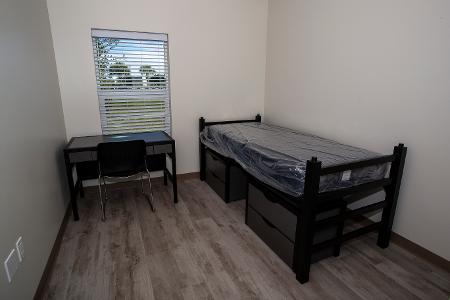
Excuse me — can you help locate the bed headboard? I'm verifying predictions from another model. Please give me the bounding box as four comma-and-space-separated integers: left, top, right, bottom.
199, 114, 261, 132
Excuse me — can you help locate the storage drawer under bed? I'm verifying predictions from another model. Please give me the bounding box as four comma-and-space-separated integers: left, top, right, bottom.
206, 150, 226, 181
247, 206, 295, 267
205, 167, 226, 200
248, 184, 297, 241
246, 183, 339, 267
205, 150, 247, 202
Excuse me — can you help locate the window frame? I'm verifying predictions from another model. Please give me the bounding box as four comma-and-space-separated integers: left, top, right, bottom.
91, 28, 172, 135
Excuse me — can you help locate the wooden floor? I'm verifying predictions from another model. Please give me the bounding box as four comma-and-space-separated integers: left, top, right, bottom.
41, 177, 450, 300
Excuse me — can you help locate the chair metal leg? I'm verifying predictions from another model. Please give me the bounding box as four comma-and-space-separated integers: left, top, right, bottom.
102, 177, 108, 203
98, 176, 106, 221
100, 171, 155, 217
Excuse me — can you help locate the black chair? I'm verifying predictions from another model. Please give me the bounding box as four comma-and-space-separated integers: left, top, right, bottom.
97, 140, 155, 221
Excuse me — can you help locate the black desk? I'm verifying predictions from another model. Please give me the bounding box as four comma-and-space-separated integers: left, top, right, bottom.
63, 131, 177, 221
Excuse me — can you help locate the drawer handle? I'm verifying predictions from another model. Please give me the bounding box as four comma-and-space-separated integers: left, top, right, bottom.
260, 189, 278, 204
210, 170, 221, 180
264, 194, 278, 204
251, 184, 279, 204
261, 216, 276, 229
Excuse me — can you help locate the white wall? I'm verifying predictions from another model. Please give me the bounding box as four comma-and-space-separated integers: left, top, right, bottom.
47, 0, 268, 174
265, 0, 450, 259
0, 0, 68, 298
43, 0, 449, 262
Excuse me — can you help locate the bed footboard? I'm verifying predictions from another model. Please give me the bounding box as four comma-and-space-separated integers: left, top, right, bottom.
295, 143, 407, 283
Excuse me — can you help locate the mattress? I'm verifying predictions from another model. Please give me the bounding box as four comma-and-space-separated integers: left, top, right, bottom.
200, 122, 388, 197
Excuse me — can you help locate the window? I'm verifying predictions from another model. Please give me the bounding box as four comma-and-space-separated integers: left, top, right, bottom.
91, 29, 171, 135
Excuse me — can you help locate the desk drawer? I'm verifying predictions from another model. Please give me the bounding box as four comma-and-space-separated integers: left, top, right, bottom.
69, 151, 96, 163
154, 144, 172, 154
146, 146, 155, 155
205, 151, 226, 182
248, 183, 297, 241
247, 207, 294, 268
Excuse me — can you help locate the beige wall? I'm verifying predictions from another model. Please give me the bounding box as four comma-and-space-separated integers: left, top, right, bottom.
46, 0, 268, 175
265, 0, 450, 259
0, 0, 68, 298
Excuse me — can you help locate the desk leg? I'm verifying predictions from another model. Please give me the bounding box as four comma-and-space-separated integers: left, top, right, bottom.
64, 152, 79, 221
171, 143, 178, 203
163, 156, 168, 186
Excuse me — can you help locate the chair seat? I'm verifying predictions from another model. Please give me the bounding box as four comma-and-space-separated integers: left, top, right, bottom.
102, 168, 145, 178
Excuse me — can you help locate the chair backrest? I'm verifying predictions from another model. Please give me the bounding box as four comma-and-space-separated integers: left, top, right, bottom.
97, 140, 147, 177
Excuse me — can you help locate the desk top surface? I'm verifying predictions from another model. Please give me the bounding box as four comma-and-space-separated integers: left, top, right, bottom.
66, 131, 173, 151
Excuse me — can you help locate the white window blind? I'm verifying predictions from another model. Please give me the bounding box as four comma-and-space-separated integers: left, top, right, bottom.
91, 29, 171, 135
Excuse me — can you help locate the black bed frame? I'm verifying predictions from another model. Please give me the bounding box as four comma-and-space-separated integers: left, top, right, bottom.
199, 114, 407, 284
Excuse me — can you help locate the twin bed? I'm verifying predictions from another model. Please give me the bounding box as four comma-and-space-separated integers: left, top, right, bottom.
199, 114, 407, 284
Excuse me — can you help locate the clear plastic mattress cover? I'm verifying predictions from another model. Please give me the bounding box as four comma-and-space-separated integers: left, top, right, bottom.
200, 122, 388, 197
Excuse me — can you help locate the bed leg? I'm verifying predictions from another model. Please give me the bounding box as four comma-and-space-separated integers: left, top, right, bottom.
333, 199, 347, 257
224, 164, 231, 202
199, 117, 206, 181
296, 206, 315, 284
377, 143, 407, 248
255, 114, 261, 122
294, 157, 321, 284
200, 144, 206, 181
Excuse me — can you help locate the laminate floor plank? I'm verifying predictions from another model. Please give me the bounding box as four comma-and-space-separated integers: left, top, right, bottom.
346, 238, 448, 300
40, 178, 450, 300
323, 246, 419, 300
